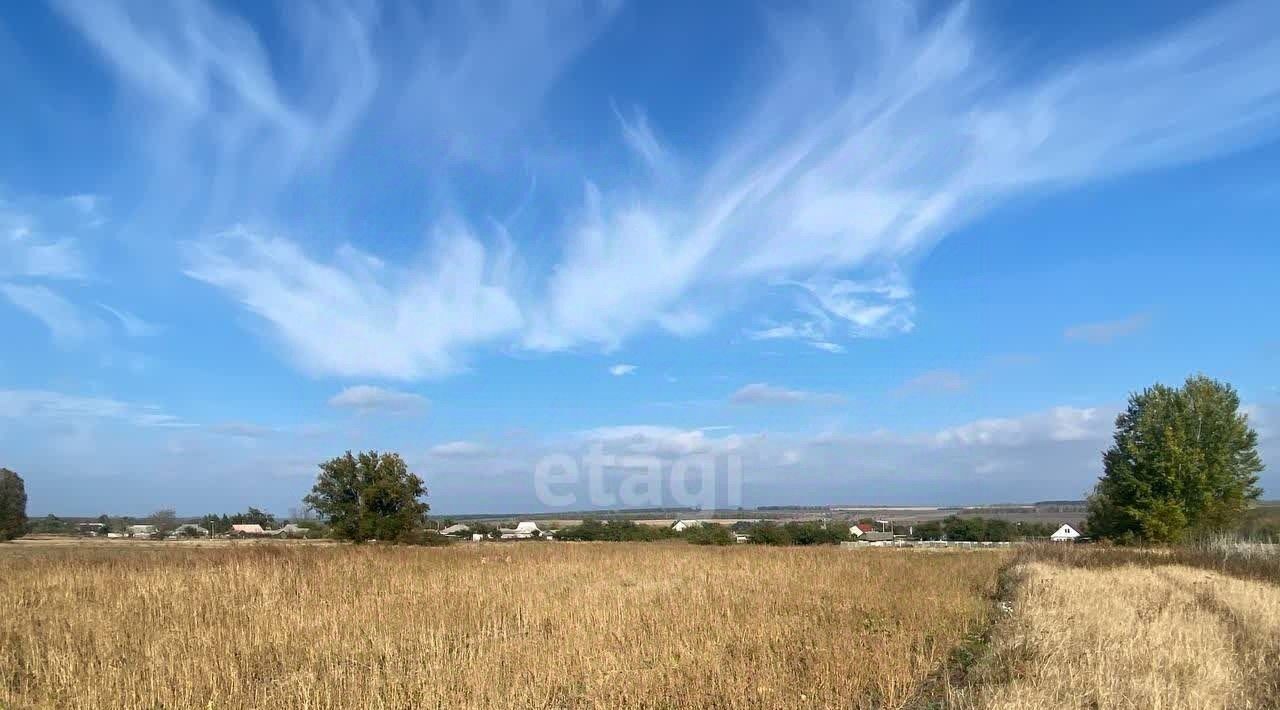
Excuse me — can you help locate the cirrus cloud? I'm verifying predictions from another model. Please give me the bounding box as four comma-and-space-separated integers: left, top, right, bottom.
327, 385, 427, 414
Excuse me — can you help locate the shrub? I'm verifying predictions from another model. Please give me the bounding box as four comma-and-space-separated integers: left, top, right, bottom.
555, 519, 676, 542
0, 468, 27, 542
683, 523, 735, 546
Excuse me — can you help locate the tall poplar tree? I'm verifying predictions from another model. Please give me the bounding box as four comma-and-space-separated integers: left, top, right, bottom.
1087, 375, 1263, 542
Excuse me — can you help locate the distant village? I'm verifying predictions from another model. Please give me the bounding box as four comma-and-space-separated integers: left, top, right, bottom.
57, 514, 1083, 546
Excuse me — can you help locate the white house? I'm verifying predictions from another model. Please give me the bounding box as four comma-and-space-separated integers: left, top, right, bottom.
500, 521, 542, 539
126, 524, 158, 539
230, 524, 281, 537
169, 523, 209, 538
670, 520, 702, 532
1050, 524, 1081, 542
440, 524, 471, 537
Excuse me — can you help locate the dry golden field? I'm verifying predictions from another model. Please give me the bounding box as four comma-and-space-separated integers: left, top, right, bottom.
0, 542, 1005, 709
951, 553, 1280, 710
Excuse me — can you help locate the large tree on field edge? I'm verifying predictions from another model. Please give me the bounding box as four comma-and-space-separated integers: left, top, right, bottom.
1086, 374, 1264, 543
304, 451, 428, 543
0, 468, 29, 541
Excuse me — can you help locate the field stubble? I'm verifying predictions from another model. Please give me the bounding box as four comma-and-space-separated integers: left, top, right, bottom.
0, 542, 1005, 709
949, 545, 1280, 710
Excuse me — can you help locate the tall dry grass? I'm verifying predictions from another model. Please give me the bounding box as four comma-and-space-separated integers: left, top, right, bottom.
1015, 539, 1280, 584
0, 542, 1005, 709
951, 557, 1280, 709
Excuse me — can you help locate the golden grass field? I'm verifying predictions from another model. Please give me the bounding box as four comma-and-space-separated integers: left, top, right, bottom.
952, 551, 1280, 710
0, 542, 1005, 709
6, 540, 1277, 710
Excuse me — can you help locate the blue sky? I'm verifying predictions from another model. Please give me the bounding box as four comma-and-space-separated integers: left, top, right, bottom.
1, 0, 1277, 516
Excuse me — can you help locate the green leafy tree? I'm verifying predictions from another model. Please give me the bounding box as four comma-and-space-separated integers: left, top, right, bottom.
743, 521, 792, 546
683, 522, 736, 546
555, 519, 675, 542
1087, 375, 1264, 543
0, 468, 28, 541
229, 507, 277, 527
303, 451, 429, 543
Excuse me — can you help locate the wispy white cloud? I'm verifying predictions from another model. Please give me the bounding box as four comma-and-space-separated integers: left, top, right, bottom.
397, 0, 621, 165
207, 421, 276, 439
608, 363, 637, 376
0, 197, 87, 280
0, 389, 185, 428
730, 383, 847, 406
75, 0, 1280, 378
185, 227, 522, 378
63, 194, 105, 228
1064, 313, 1151, 344
933, 406, 1109, 447
580, 425, 745, 457
98, 304, 161, 338
614, 103, 674, 176
0, 283, 101, 345
529, 0, 1280, 358
429, 440, 490, 458
327, 385, 427, 414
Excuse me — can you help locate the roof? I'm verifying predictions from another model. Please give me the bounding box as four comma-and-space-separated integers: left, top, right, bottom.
1050, 524, 1081, 538
514, 521, 540, 532
231, 524, 266, 534
856, 523, 876, 533
440, 524, 471, 535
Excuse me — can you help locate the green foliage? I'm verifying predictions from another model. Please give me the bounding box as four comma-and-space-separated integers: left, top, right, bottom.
743, 521, 791, 545
913, 516, 1056, 542
229, 507, 277, 527
1087, 375, 1264, 543
554, 519, 676, 542
0, 468, 28, 541
743, 520, 849, 546
27, 514, 71, 535
786, 521, 851, 545
682, 522, 735, 545
397, 528, 454, 546
303, 451, 429, 543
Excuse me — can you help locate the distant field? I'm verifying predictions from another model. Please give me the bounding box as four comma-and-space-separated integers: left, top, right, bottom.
0, 543, 1004, 709
454, 504, 1091, 529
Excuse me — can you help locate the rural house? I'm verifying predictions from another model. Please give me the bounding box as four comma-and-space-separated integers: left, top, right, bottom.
499, 521, 541, 539
1050, 524, 1081, 542
440, 524, 471, 537
670, 520, 702, 532
77, 522, 107, 536
230, 524, 280, 537
859, 531, 895, 542
126, 524, 158, 539
169, 524, 209, 538
848, 522, 876, 538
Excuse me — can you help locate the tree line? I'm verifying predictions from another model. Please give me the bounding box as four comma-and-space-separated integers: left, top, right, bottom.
1, 374, 1266, 547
